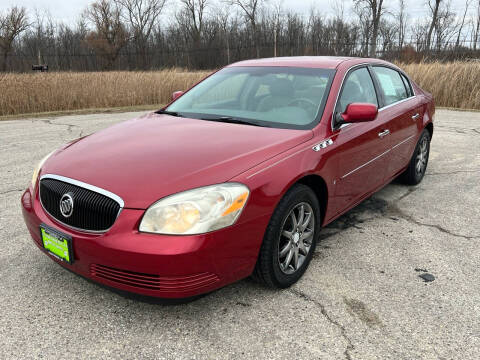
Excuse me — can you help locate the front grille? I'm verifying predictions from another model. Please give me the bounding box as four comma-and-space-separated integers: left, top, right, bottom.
90, 264, 220, 292
40, 178, 121, 232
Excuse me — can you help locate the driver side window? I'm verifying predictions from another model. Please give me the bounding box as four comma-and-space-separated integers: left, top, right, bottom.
337, 67, 378, 114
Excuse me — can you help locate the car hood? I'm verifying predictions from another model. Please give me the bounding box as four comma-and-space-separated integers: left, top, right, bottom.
42, 113, 312, 209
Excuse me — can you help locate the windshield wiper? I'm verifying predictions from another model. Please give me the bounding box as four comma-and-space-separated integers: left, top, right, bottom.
156, 109, 181, 117
200, 116, 263, 127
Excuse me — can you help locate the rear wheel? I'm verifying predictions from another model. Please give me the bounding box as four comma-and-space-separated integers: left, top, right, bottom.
252, 184, 321, 288
400, 129, 431, 185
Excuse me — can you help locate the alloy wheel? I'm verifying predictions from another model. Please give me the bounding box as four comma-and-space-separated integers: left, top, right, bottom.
278, 202, 315, 275
415, 136, 429, 175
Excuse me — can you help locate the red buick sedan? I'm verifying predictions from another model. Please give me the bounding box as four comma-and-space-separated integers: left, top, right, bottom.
21, 57, 434, 299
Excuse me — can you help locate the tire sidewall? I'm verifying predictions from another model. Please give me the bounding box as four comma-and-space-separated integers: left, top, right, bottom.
268, 185, 321, 287
413, 130, 431, 183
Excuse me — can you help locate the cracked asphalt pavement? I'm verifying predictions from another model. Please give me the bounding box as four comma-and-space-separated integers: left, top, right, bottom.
1, 109, 479, 359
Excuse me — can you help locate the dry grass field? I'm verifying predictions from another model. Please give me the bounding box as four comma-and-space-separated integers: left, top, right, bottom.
400, 61, 480, 110
0, 69, 209, 117
0, 62, 479, 117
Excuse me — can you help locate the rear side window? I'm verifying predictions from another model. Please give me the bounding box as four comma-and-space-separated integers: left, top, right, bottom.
372, 67, 408, 106
337, 67, 378, 113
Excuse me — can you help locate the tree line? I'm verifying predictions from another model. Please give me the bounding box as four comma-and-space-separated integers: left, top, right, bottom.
1, 0, 480, 72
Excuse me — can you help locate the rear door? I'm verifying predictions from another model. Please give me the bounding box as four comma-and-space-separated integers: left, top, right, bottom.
330, 66, 391, 216
371, 66, 421, 178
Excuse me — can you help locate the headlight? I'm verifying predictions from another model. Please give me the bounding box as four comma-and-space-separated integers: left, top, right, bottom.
32, 151, 55, 188
139, 183, 250, 235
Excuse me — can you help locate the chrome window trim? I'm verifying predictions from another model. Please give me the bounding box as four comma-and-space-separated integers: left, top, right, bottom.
378, 96, 416, 112
338, 123, 351, 130
39, 174, 124, 234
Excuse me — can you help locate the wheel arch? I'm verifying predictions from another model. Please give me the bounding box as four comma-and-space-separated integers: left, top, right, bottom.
293, 174, 329, 226
425, 122, 433, 138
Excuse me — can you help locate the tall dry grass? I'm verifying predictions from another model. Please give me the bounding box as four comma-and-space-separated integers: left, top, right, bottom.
399, 61, 480, 110
0, 69, 209, 117
1, 62, 479, 117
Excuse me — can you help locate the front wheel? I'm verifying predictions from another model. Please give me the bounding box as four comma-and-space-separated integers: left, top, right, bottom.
400, 129, 431, 185
252, 184, 321, 288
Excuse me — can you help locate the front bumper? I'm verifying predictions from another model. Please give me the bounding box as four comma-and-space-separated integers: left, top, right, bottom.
21, 188, 269, 298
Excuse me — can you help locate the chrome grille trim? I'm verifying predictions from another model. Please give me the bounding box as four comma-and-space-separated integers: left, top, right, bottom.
39, 174, 124, 233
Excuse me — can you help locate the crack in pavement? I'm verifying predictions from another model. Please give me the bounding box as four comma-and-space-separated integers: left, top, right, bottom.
42, 119, 84, 137
435, 125, 480, 135
426, 169, 480, 176
319, 187, 479, 242
387, 205, 480, 240
0, 189, 23, 195
383, 189, 480, 240
288, 288, 354, 360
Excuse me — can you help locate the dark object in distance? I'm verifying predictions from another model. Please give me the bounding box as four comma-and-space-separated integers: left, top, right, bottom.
32, 64, 48, 72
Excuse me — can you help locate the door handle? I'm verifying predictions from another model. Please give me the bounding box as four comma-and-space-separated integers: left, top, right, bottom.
378, 129, 390, 138
412, 113, 420, 120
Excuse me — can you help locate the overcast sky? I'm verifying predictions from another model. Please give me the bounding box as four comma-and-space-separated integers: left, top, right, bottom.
0, 0, 471, 24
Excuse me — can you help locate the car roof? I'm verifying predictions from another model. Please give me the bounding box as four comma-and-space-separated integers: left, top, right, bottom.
228, 56, 390, 69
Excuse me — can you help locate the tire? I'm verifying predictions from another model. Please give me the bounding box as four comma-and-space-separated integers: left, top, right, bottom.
400, 129, 431, 185
252, 184, 321, 288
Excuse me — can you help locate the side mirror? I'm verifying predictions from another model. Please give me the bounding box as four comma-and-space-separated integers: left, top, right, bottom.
172, 91, 184, 101
336, 103, 378, 125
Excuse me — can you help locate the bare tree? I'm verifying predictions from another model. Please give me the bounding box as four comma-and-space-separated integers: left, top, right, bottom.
6, 0, 480, 72
434, 2, 457, 51
271, 0, 283, 57
353, 3, 371, 56
397, 0, 407, 50
179, 0, 208, 48
331, 0, 345, 21
227, 0, 265, 58
85, 0, 128, 69
354, 0, 385, 57
176, 0, 208, 67
379, 19, 397, 55
215, 7, 234, 63
474, 0, 480, 50
115, 0, 167, 68
0, 6, 29, 71
455, 0, 471, 48
426, 0, 442, 50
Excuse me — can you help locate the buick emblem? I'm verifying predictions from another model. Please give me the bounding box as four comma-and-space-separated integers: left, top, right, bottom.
59, 193, 74, 218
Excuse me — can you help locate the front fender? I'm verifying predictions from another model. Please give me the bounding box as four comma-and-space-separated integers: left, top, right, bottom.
231, 139, 336, 227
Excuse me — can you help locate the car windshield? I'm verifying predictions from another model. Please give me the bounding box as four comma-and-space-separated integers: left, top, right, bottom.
166, 66, 335, 129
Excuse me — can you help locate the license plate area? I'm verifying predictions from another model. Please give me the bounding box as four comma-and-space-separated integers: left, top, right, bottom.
40, 224, 74, 264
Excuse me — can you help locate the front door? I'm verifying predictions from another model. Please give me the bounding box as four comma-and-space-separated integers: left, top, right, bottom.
330, 66, 391, 216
